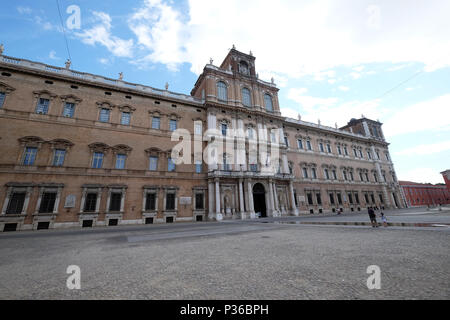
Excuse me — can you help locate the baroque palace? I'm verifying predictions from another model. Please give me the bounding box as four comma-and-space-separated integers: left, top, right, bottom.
0, 46, 406, 232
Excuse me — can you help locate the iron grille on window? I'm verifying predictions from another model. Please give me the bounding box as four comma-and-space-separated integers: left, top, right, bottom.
6, 192, 26, 214
84, 193, 97, 212
39, 192, 56, 213
109, 193, 122, 211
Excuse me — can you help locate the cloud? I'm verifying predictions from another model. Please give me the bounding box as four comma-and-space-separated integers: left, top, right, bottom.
49, 50, 60, 60
395, 141, 450, 156
75, 11, 134, 58
383, 94, 450, 137
338, 85, 350, 91
17, 6, 32, 14
398, 167, 445, 184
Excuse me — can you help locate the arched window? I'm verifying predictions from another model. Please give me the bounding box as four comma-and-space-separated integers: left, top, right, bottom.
242, 88, 251, 107
217, 81, 227, 102
264, 93, 273, 111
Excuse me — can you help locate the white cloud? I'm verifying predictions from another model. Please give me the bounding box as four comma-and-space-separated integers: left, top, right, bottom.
383, 94, 450, 137
49, 50, 60, 60
75, 11, 134, 58
338, 85, 350, 91
112, 0, 450, 76
17, 6, 32, 14
398, 167, 445, 184
395, 141, 450, 156
350, 72, 361, 79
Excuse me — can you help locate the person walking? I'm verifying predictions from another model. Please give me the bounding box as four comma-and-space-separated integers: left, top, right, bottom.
367, 207, 378, 228
380, 212, 388, 227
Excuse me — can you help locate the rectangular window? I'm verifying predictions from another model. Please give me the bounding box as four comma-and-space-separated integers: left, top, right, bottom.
343, 171, 348, 180
149, 156, 158, 171
23, 147, 37, 166
367, 151, 372, 159
359, 150, 363, 158
221, 123, 227, 136
376, 151, 380, 160
121, 112, 131, 125
99, 108, 110, 122
166, 193, 175, 210
152, 117, 161, 129
359, 172, 364, 181
62, 102, 75, 118
324, 169, 330, 180
332, 170, 337, 180
379, 194, 384, 204
250, 164, 258, 172
344, 146, 348, 156
52, 149, 66, 166
92, 152, 104, 168
115, 154, 126, 169
355, 193, 360, 204
316, 193, 322, 205
84, 193, 97, 212
0, 92, 5, 108
284, 136, 289, 146
39, 192, 57, 213
145, 193, 156, 211
365, 173, 369, 181
311, 168, 317, 179
168, 158, 175, 172
195, 193, 204, 210
353, 149, 358, 157
327, 144, 332, 153
374, 173, 378, 182
36, 98, 50, 114
194, 123, 202, 135
306, 140, 312, 150
307, 193, 313, 205
302, 167, 308, 178
337, 146, 342, 155
109, 193, 122, 211
370, 194, 375, 204
297, 139, 303, 149
6, 192, 26, 214
337, 193, 343, 205
350, 172, 354, 181
169, 119, 177, 132
348, 193, 353, 204
319, 143, 324, 152
195, 162, 202, 173
329, 193, 335, 205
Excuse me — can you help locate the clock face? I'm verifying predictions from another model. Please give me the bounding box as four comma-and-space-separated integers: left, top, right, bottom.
240, 62, 248, 74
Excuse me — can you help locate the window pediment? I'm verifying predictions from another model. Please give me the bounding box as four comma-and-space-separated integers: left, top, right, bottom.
88, 142, 110, 152
112, 144, 132, 154
18, 136, 45, 147
60, 94, 82, 103
49, 139, 74, 149
96, 101, 115, 109
33, 90, 57, 100
0, 81, 16, 94
118, 105, 136, 113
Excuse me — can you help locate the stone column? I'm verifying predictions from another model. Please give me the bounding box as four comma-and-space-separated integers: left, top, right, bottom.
1, 187, 12, 214
208, 181, 215, 220
273, 183, 279, 216
239, 179, 245, 219
268, 180, 275, 216
289, 180, 299, 216
282, 154, 289, 174
54, 187, 62, 214
215, 179, 222, 220
247, 180, 255, 218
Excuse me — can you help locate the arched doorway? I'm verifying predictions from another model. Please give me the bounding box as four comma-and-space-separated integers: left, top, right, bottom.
253, 183, 267, 218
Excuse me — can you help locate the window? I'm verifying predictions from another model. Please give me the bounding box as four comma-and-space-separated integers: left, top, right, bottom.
109, 193, 122, 211
337, 146, 342, 155
344, 146, 348, 156
379, 194, 384, 204
166, 193, 176, 210
319, 143, 324, 152
359, 150, 363, 158
264, 94, 273, 111
284, 136, 289, 147
386, 153, 390, 161
121, 112, 131, 125
367, 151, 372, 159
316, 193, 322, 205
349, 172, 354, 181
223, 154, 231, 171
297, 139, 303, 149
370, 194, 375, 204
248, 127, 254, 139
306, 140, 312, 150
221, 123, 227, 136
62, 102, 75, 118
302, 168, 308, 178
250, 164, 258, 172
373, 173, 378, 182
311, 168, 317, 179
152, 116, 160, 129
92, 152, 104, 168
365, 173, 369, 181
353, 148, 358, 157
115, 154, 126, 169
169, 119, 177, 132
217, 81, 227, 101
52, 149, 66, 166
145, 193, 156, 210
376, 151, 380, 160
332, 170, 337, 180
39, 192, 57, 213
168, 157, 176, 172
194, 122, 202, 135
84, 193, 97, 212
337, 193, 343, 205
149, 156, 158, 171
343, 171, 348, 180
329, 193, 335, 205
355, 193, 360, 204
307, 193, 313, 205
0, 92, 5, 108
359, 172, 364, 181
327, 144, 332, 153
6, 192, 26, 214
348, 193, 353, 204
195, 162, 202, 173
99, 108, 110, 122
288, 164, 293, 175
195, 193, 204, 210
23, 147, 37, 166
324, 169, 330, 180
242, 88, 251, 107
36, 98, 50, 114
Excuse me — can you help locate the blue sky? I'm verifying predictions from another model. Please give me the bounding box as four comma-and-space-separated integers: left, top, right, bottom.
1, 0, 449, 183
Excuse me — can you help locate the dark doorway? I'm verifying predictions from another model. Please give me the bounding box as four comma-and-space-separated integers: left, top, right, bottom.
253, 183, 267, 218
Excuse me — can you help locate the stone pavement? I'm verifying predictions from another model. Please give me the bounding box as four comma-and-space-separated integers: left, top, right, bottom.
0, 208, 449, 300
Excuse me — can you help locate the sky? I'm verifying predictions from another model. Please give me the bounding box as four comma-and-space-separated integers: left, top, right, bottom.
1, 0, 449, 184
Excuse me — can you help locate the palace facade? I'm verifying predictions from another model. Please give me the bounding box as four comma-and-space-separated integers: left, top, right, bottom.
0, 47, 406, 232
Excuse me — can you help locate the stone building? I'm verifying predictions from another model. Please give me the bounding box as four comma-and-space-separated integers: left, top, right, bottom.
0, 47, 405, 232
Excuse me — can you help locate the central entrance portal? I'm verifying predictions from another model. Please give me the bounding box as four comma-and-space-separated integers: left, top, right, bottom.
253, 183, 267, 218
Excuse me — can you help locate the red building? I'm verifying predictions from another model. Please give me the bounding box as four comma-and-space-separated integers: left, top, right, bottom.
400, 180, 450, 207
441, 170, 450, 192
